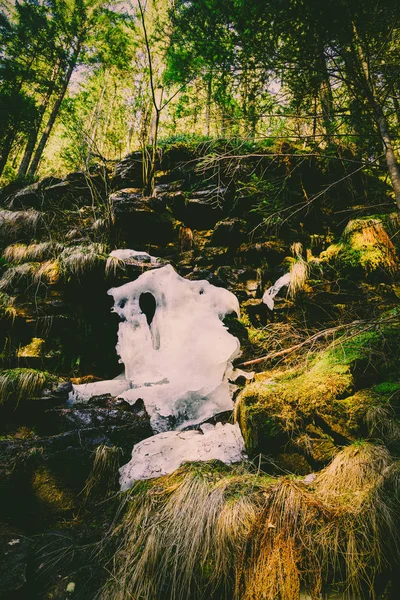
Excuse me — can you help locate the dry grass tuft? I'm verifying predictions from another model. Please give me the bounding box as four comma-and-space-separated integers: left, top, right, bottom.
288, 259, 309, 298
0, 263, 41, 293
35, 260, 61, 285
0, 259, 60, 292
0, 368, 51, 405
59, 243, 107, 277
315, 442, 392, 502
101, 447, 400, 600
291, 241, 304, 260
105, 255, 126, 278
81, 444, 122, 504
3, 242, 63, 264
0, 209, 41, 240
285, 242, 309, 298
101, 463, 267, 600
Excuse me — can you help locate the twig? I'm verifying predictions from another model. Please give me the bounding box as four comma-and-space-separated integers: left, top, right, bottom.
237, 320, 364, 367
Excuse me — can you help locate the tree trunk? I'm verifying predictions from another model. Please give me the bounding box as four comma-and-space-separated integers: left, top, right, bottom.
341, 30, 400, 212
18, 63, 60, 178
312, 95, 318, 141
206, 72, 212, 137
0, 130, 17, 178
144, 108, 160, 196
319, 54, 334, 142
27, 43, 81, 176
375, 105, 400, 210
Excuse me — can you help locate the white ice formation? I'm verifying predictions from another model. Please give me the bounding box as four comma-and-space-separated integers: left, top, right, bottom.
262, 272, 291, 310
109, 248, 161, 265
70, 262, 246, 486
120, 422, 245, 486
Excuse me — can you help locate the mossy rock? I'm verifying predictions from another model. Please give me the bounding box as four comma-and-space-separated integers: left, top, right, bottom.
236, 315, 400, 462
320, 217, 398, 281
32, 466, 75, 515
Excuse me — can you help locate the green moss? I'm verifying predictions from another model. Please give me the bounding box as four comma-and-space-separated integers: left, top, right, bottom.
236, 318, 400, 458
32, 466, 74, 513
320, 218, 398, 279
372, 381, 400, 396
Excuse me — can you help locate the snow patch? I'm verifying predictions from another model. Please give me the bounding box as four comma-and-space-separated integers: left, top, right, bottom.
262, 272, 291, 310
119, 422, 245, 486
110, 248, 160, 264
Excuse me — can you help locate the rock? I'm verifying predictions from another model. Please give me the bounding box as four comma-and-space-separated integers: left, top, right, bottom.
210, 218, 248, 247
182, 410, 233, 431
0, 524, 29, 597
110, 189, 176, 244
237, 241, 286, 267
276, 452, 313, 475
186, 268, 227, 288
196, 246, 230, 267
9, 173, 103, 210
184, 197, 224, 229
41, 404, 152, 452
166, 191, 187, 220
8, 183, 41, 210
112, 152, 143, 189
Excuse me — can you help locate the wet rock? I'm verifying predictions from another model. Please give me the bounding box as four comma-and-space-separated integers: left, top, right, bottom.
186, 268, 227, 288
182, 410, 233, 431
0, 524, 29, 598
41, 404, 152, 452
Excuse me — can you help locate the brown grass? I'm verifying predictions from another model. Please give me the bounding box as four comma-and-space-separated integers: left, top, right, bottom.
105, 255, 126, 277
3, 242, 63, 264
101, 445, 400, 600
59, 243, 107, 276
81, 444, 122, 505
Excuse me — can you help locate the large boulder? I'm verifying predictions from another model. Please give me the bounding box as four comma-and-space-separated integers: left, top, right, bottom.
110, 189, 176, 244
183, 197, 224, 229
210, 218, 248, 247
112, 152, 143, 189
9, 172, 107, 210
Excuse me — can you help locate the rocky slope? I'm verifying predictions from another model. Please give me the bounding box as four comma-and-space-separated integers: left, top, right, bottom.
0, 142, 399, 599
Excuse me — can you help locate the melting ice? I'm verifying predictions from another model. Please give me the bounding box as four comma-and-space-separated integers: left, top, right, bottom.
70, 262, 246, 485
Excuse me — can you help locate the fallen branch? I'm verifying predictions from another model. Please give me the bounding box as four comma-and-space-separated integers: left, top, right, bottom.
237, 320, 364, 367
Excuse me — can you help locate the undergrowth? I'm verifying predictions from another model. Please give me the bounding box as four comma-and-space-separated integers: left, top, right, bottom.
101, 445, 400, 600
